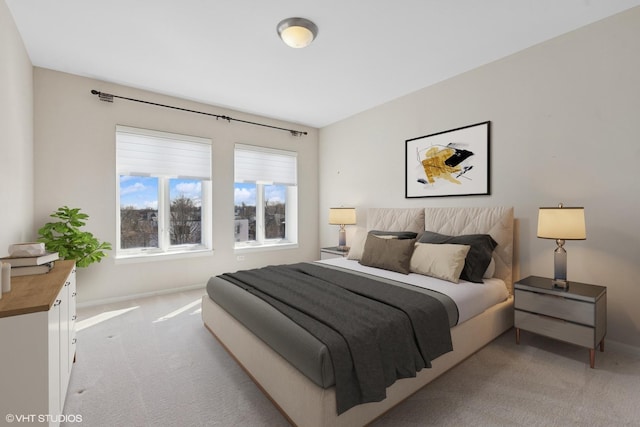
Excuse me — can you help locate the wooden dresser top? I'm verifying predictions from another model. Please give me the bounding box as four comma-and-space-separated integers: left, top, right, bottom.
0, 260, 75, 318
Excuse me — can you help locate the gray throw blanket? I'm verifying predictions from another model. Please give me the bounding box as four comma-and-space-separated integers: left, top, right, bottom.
221, 262, 453, 414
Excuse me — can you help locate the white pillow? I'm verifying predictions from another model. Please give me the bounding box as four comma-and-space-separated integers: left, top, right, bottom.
410, 243, 471, 283
346, 227, 368, 260
483, 257, 496, 279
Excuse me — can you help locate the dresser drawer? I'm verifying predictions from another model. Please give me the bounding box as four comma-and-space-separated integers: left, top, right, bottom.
515, 289, 594, 326
515, 310, 595, 348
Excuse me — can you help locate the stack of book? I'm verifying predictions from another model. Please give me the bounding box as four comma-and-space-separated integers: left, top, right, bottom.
0, 252, 59, 277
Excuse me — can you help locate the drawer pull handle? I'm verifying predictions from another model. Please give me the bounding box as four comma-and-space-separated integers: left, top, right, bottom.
530, 291, 564, 299
535, 313, 566, 323
72, 315, 77, 321
54, 299, 62, 307
72, 338, 77, 344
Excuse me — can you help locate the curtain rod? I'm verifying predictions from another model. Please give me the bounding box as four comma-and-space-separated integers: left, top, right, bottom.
90, 90, 308, 137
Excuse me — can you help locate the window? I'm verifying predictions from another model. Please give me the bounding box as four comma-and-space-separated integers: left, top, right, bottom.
116, 126, 212, 258
234, 144, 298, 249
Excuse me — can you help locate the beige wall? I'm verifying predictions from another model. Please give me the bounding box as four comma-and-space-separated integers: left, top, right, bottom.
319, 7, 640, 348
33, 68, 319, 304
0, 0, 34, 252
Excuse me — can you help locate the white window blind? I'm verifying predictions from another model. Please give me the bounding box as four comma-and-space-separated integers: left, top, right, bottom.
234, 144, 297, 185
116, 126, 211, 179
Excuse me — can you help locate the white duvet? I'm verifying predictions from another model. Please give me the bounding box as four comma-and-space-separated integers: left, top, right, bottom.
316, 257, 509, 324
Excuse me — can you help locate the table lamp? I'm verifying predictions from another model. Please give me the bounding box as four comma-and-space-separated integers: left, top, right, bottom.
537, 203, 586, 289
329, 208, 356, 251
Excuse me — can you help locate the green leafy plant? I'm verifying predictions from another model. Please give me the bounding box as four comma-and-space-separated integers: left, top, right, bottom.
38, 206, 112, 268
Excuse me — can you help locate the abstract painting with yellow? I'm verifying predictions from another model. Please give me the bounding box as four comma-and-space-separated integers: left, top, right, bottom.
405, 121, 490, 198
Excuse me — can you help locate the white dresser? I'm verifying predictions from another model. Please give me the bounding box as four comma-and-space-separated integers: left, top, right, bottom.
0, 260, 77, 426
514, 275, 606, 368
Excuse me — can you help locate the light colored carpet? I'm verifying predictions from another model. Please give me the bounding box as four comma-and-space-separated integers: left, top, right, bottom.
63, 288, 640, 427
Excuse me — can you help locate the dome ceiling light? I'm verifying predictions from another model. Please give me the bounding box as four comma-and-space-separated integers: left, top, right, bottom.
277, 17, 318, 48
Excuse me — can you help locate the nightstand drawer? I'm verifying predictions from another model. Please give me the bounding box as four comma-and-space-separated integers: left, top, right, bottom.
515, 310, 594, 348
515, 289, 594, 326
321, 252, 342, 260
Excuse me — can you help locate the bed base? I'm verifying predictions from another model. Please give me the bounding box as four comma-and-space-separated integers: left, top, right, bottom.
202, 295, 514, 427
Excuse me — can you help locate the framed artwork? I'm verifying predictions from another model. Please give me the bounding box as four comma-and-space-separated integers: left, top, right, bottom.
405, 121, 490, 198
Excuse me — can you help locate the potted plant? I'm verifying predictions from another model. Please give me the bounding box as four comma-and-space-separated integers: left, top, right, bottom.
38, 206, 112, 268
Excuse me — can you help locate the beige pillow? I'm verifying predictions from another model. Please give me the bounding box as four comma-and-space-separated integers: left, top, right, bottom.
359, 234, 415, 274
410, 243, 471, 283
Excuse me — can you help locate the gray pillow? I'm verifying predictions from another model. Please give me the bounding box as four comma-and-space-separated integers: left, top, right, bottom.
359, 234, 416, 274
418, 231, 497, 283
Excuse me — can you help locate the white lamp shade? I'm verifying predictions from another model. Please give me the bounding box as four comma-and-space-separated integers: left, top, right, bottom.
537, 207, 586, 240
329, 208, 356, 225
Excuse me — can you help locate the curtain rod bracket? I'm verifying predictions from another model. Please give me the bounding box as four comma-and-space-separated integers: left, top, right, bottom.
91, 90, 113, 103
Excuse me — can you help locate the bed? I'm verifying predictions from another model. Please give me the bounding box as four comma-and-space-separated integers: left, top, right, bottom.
202, 206, 514, 426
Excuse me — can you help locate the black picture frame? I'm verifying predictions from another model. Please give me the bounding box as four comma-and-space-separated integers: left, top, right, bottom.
405, 121, 490, 198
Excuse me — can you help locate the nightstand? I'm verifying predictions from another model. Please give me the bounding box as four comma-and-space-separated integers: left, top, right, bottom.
320, 246, 349, 260
514, 275, 606, 368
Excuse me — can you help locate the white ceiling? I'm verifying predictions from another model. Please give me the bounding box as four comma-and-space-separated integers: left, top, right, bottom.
6, 0, 640, 128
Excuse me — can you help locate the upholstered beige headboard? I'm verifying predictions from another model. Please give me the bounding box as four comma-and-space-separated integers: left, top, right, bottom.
367, 206, 514, 293
366, 208, 425, 233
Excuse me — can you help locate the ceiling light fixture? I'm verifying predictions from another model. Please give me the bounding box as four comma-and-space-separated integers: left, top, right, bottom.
277, 17, 318, 48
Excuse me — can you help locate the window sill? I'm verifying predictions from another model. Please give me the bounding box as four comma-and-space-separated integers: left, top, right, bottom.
115, 248, 213, 264
234, 242, 298, 254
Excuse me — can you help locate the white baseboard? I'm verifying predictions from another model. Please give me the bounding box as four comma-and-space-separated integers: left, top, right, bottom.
77, 283, 206, 308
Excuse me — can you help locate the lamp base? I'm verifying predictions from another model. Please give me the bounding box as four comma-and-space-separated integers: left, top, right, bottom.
552, 279, 568, 290
338, 226, 347, 249
552, 243, 569, 290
